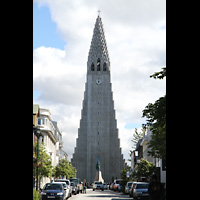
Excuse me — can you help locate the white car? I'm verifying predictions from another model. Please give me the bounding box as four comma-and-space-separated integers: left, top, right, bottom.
125, 181, 134, 194
103, 183, 108, 190
93, 181, 104, 191
132, 182, 150, 199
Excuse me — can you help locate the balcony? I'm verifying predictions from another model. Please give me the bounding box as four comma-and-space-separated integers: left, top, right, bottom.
59, 141, 63, 148
56, 150, 60, 156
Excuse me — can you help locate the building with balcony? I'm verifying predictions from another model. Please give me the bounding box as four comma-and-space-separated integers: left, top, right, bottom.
38, 108, 58, 167
131, 126, 166, 183
37, 107, 65, 188
33, 104, 40, 144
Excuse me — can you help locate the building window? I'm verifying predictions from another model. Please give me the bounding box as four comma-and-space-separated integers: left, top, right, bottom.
91, 63, 94, 71
97, 58, 101, 71
38, 118, 41, 125
103, 62, 107, 71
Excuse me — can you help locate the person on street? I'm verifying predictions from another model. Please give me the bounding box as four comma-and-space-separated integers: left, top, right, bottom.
148, 174, 164, 200
83, 179, 87, 194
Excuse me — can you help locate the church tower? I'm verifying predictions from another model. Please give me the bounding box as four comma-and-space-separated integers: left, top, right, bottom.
71, 15, 126, 183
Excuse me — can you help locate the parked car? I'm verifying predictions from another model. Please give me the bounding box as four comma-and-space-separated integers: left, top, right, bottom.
70, 182, 78, 195
53, 182, 70, 199
113, 179, 123, 191
54, 179, 72, 198
41, 182, 66, 200
69, 178, 83, 194
103, 183, 108, 190
129, 182, 137, 197
125, 181, 134, 194
110, 182, 114, 190
132, 182, 149, 199
93, 181, 104, 191
118, 184, 123, 192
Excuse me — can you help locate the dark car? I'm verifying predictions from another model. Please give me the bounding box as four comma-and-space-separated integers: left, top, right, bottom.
41, 183, 66, 200
70, 182, 78, 195
54, 179, 72, 198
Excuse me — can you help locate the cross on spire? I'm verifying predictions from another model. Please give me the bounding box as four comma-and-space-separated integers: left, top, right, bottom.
97, 9, 101, 16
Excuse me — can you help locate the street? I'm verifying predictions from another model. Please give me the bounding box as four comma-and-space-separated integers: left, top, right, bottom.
69, 189, 131, 200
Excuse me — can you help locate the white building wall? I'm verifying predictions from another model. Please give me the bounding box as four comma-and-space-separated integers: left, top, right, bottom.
140, 126, 166, 184
38, 108, 64, 188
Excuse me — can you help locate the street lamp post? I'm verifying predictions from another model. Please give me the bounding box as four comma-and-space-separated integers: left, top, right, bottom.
36, 129, 40, 191
33, 125, 44, 191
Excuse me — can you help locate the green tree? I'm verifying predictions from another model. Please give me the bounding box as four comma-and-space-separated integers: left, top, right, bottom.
142, 67, 166, 159
150, 67, 166, 79
131, 125, 146, 146
120, 168, 130, 194
132, 158, 155, 180
53, 158, 76, 179
33, 142, 53, 180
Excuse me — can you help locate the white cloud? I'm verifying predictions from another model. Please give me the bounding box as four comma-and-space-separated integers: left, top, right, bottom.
33, 0, 166, 166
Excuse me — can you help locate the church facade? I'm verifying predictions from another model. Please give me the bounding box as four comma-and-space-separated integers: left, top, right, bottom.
71, 15, 126, 183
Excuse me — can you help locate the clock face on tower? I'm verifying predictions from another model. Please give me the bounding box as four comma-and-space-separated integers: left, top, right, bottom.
96, 79, 102, 85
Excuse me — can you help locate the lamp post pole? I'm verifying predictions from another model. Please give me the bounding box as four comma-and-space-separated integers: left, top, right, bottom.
36, 129, 40, 191
33, 125, 44, 191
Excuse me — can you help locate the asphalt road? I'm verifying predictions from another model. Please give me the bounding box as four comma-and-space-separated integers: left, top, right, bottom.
69, 189, 131, 200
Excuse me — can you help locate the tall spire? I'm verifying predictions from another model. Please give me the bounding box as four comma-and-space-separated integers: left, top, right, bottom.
87, 15, 110, 72
71, 15, 126, 183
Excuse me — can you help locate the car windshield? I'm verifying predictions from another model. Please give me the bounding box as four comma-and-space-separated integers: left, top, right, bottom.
44, 183, 62, 190
61, 183, 66, 188
136, 183, 149, 189
128, 182, 133, 186
55, 179, 69, 185
116, 180, 122, 184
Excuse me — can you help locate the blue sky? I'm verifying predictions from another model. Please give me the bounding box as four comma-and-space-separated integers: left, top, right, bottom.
33, 3, 66, 101
33, 90, 41, 101
33, 3, 66, 51
124, 123, 141, 130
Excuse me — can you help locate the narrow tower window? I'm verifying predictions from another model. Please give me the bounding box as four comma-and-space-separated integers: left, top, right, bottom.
91, 63, 94, 71
97, 58, 101, 71
103, 62, 107, 71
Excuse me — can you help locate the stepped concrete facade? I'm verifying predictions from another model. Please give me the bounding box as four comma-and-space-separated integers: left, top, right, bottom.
71, 15, 126, 183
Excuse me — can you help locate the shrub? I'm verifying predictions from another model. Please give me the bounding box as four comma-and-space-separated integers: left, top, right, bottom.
33, 188, 41, 200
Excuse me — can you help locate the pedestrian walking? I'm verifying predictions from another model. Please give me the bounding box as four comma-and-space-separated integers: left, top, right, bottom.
83, 179, 87, 194
148, 174, 164, 200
